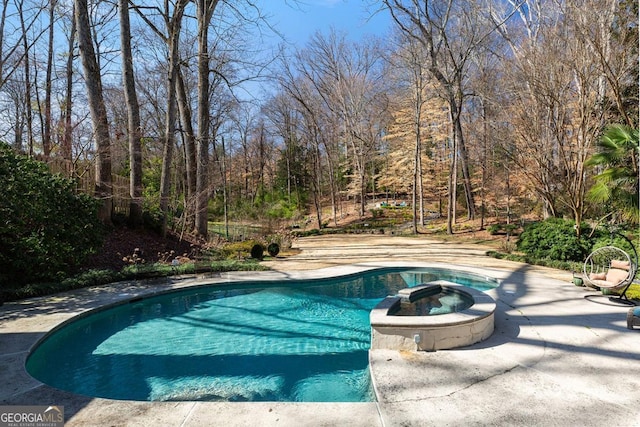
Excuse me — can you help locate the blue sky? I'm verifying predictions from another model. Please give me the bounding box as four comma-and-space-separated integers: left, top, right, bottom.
260, 0, 391, 47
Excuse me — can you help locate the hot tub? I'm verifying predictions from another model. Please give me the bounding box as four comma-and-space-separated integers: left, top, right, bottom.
369, 282, 496, 351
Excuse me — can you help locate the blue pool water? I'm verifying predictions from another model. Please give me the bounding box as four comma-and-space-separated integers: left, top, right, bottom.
26, 268, 498, 402
392, 287, 474, 316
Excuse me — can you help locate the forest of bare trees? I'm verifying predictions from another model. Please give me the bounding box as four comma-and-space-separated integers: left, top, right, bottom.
0, 0, 637, 239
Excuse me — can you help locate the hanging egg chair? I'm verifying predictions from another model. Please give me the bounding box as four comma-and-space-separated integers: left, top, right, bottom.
583, 244, 637, 304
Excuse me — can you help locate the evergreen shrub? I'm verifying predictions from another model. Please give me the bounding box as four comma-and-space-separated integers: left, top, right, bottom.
221, 240, 262, 259
0, 144, 103, 288
267, 242, 280, 257
516, 218, 592, 262
590, 233, 636, 255
250, 243, 264, 260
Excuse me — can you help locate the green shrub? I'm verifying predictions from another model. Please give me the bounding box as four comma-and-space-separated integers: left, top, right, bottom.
488, 224, 501, 235
265, 199, 300, 220
504, 224, 519, 234
292, 229, 321, 237
488, 223, 520, 235
370, 208, 383, 219
142, 206, 165, 234
220, 240, 263, 259
267, 242, 280, 257
590, 233, 636, 256
250, 243, 264, 260
486, 250, 584, 272
0, 144, 103, 288
516, 218, 592, 262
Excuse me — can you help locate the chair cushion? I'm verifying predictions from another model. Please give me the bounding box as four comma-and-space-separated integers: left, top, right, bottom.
605, 268, 629, 285
589, 272, 606, 281
590, 279, 615, 287
610, 259, 630, 270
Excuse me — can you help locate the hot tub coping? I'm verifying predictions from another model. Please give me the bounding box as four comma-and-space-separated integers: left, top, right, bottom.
370, 281, 496, 327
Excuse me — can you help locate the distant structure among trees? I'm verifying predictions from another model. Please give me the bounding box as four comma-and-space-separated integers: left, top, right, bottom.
0, 0, 636, 237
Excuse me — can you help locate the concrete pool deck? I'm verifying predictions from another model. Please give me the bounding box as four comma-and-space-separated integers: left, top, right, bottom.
1, 234, 639, 426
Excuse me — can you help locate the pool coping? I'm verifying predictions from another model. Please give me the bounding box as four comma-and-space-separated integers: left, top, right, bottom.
2, 249, 639, 426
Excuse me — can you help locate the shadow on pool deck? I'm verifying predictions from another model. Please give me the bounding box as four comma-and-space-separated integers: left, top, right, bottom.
1, 235, 639, 426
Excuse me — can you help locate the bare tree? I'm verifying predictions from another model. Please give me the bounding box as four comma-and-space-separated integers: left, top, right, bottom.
119, 0, 143, 226
300, 30, 386, 218
61, 3, 75, 162
570, 0, 638, 127
16, 0, 34, 156
0, 0, 42, 92
489, 0, 632, 233
262, 92, 307, 210
42, 0, 55, 158
75, 0, 112, 223
193, 0, 220, 238
0, 71, 27, 151
276, 64, 333, 228
382, 0, 507, 232
175, 69, 197, 230
385, 31, 431, 233
133, 0, 189, 236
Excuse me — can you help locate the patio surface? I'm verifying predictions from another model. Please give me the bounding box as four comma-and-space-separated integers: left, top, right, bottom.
1, 234, 639, 426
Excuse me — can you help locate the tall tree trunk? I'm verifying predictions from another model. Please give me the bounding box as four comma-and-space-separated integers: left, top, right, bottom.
412, 125, 420, 234
0, 0, 7, 82
158, 3, 187, 237
75, 0, 112, 223
258, 124, 266, 189
418, 159, 424, 226
194, 0, 219, 238
176, 70, 196, 231
17, 0, 33, 157
312, 139, 323, 229
412, 73, 423, 234
194, 15, 210, 237
480, 97, 488, 230
359, 167, 366, 218
323, 142, 338, 227
159, 36, 179, 237
449, 91, 475, 221
119, 0, 143, 226
62, 5, 75, 162
221, 136, 229, 239
447, 104, 458, 235
43, 0, 56, 158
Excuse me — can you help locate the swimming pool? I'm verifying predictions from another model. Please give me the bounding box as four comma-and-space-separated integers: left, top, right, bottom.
26, 267, 499, 402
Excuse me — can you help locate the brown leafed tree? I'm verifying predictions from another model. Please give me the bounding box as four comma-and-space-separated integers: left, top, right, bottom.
382, 0, 483, 232
490, 0, 632, 234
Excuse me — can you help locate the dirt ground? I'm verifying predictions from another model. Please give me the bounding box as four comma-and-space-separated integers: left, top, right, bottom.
81, 226, 202, 272
81, 214, 508, 274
